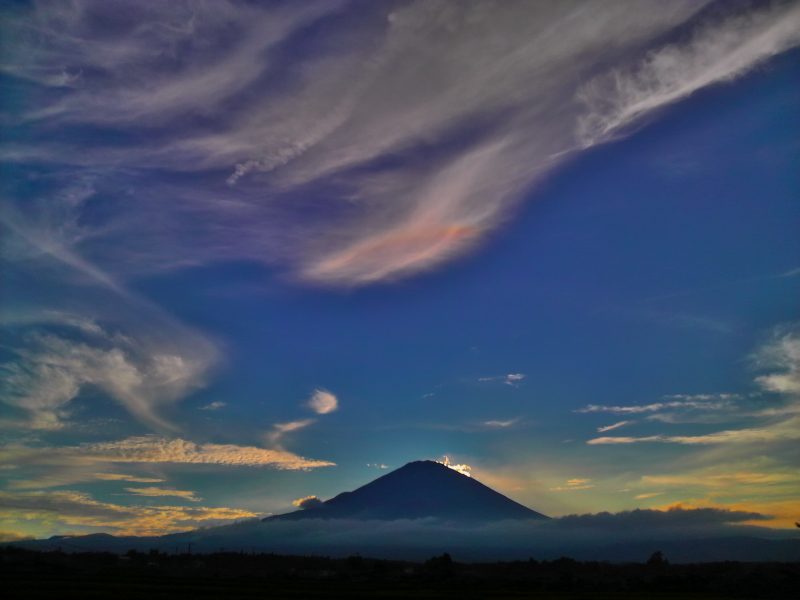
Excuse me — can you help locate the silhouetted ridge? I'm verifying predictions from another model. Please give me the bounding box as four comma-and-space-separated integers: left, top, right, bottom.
264, 460, 549, 522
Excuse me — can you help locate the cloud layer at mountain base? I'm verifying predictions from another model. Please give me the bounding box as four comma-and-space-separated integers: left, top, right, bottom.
5, 507, 797, 562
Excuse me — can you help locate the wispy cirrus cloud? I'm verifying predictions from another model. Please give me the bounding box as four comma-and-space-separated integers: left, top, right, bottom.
0, 435, 334, 490
597, 420, 635, 433
199, 402, 226, 411
484, 418, 520, 428
264, 419, 317, 449
0, 325, 215, 432
265, 390, 339, 447
78, 436, 334, 468
123, 487, 201, 502
576, 1, 800, 146
478, 374, 526, 388
586, 323, 800, 446
753, 325, 800, 395
551, 478, 594, 491
3, 467, 166, 491
575, 394, 743, 415
3, 1, 797, 288
588, 419, 800, 445
91, 474, 164, 483
643, 471, 799, 488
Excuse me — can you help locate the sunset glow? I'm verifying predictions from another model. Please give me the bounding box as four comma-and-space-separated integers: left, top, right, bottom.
1, 1, 798, 547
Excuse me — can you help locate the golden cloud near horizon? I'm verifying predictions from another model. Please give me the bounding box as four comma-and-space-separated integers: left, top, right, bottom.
656, 499, 800, 529
0, 490, 257, 537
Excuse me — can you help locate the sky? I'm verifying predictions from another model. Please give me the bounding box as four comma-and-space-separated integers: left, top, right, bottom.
1, 0, 799, 542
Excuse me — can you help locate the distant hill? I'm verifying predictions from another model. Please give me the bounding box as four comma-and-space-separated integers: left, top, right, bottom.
265, 460, 549, 522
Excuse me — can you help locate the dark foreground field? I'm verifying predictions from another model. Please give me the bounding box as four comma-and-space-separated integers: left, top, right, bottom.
3, 546, 797, 599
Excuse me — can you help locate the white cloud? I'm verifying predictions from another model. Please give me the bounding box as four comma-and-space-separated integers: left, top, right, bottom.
0, 325, 215, 431
753, 325, 800, 395
588, 417, 800, 445
272, 420, 316, 434
484, 418, 519, 427
576, 1, 800, 146
597, 420, 634, 433
587, 323, 800, 447
265, 419, 317, 449
199, 402, 227, 411
479, 374, 526, 387
575, 395, 739, 414
307, 389, 338, 414
6, 2, 342, 125
6, 1, 795, 288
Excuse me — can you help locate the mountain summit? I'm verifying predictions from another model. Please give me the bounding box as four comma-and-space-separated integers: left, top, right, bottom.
265, 460, 549, 522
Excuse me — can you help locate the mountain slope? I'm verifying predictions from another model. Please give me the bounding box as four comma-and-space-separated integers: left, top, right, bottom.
265, 460, 549, 522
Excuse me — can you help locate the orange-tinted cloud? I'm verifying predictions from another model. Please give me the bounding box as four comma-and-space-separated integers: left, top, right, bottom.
0, 530, 35, 542
0, 490, 256, 537
292, 495, 324, 509
304, 223, 482, 285
92, 473, 165, 483
656, 499, 800, 529
1, 435, 335, 484
123, 487, 201, 501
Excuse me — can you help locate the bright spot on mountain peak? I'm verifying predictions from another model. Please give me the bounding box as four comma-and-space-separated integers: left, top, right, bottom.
437, 455, 472, 477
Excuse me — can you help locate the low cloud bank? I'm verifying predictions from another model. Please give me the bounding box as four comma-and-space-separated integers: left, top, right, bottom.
5, 507, 797, 562
162, 508, 800, 562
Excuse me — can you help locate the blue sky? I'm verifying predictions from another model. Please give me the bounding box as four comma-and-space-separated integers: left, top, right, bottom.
1, 0, 799, 539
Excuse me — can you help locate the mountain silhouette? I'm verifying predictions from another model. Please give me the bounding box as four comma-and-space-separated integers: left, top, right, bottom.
264, 460, 549, 522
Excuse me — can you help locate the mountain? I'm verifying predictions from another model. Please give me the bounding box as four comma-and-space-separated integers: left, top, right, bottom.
264, 460, 549, 522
